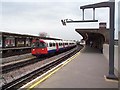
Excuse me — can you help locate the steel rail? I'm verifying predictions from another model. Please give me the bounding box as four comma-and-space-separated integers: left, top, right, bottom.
2, 46, 76, 73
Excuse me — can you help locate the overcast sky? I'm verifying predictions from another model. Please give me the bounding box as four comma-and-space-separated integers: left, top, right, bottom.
0, 0, 119, 40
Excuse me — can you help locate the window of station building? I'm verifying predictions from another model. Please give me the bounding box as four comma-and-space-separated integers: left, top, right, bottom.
26, 38, 31, 47
17, 39, 25, 47
5, 37, 15, 47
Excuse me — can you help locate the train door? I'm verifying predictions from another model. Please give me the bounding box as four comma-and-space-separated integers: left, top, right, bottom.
56, 43, 59, 51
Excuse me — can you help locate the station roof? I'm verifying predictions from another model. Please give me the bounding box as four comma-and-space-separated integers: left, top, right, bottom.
75, 28, 109, 42
0, 32, 62, 40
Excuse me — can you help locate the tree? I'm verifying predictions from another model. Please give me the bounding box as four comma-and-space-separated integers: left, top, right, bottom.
39, 32, 49, 37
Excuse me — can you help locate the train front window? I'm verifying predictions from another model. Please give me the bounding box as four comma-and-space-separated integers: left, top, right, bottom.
31, 42, 39, 48
39, 42, 46, 48
31, 42, 46, 48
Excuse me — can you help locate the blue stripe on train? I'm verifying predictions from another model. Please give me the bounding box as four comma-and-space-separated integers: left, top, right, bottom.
48, 49, 56, 53
48, 48, 65, 53
59, 48, 64, 51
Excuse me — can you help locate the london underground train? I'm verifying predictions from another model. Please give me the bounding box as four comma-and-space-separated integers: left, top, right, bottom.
31, 39, 76, 57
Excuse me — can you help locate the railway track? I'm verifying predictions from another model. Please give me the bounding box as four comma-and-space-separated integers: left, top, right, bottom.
2, 47, 68, 73
1, 45, 83, 90
2, 46, 75, 74
2, 57, 43, 74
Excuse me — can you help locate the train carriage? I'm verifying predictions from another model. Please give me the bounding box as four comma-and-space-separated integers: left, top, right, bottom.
31, 39, 76, 57
55, 40, 64, 51
45, 40, 57, 53
63, 40, 69, 49
31, 39, 47, 55
31, 39, 57, 56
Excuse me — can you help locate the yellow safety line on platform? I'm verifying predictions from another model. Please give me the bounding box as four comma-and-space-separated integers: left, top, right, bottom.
27, 51, 80, 90
104, 75, 119, 83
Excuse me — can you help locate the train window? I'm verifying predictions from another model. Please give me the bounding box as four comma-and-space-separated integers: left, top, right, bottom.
49, 43, 52, 47
65, 43, 68, 45
31, 42, 39, 48
39, 42, 46, 48
46, 43, 48, 47
53, 43, 55, 47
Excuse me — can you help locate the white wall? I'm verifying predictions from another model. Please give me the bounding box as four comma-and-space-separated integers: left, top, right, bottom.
103, 44, 118, 71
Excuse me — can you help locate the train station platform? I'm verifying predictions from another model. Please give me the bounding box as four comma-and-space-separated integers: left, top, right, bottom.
30, 45, 118, 89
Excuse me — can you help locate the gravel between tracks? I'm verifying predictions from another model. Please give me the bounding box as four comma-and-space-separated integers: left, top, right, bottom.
2, 53, 34, 64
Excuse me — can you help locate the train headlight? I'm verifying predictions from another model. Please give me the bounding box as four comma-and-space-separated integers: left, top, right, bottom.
32, 49, 35, 51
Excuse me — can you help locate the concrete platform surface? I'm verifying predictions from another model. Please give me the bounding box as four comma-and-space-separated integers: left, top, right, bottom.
33, 46, 118, 88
